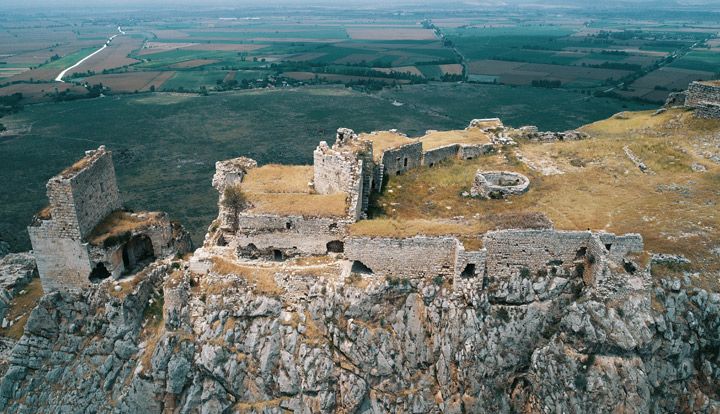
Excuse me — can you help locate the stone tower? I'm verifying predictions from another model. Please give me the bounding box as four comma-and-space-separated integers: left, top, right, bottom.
28, 146, 122, 290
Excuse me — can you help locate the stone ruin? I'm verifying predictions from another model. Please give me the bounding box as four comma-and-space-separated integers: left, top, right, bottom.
685, 81, 720, 119
197, 122, 645, 298
470, 170, 530, 199
27, 146, 191, 291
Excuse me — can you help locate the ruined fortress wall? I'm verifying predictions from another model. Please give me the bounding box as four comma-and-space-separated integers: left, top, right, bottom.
47, 150, 122, 239
597, 233, 644, 262
28, 225, 91, 291
345, 236, 458, 278
236, 232, 339, 256
313, 146, 359, 195
695, 103, 720, 119
236, 214, 348, 234
685, 81, 720, 108
232, 214, 348, 255
458, 144, 494, 160
381, 142, 422, 177
483, 230, 592, 277
422, 144, 459, 167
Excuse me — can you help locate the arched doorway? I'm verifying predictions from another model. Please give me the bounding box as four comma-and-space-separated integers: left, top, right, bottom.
122, 235, 155, 272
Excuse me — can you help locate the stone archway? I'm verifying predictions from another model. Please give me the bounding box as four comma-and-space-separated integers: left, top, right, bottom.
122, 235, 155, 272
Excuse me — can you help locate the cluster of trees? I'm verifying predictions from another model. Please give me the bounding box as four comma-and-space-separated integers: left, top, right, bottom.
531, 79, 562, 88
0, 93, 24, 132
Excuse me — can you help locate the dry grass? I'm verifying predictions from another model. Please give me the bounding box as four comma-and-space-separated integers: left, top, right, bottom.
361, 108, 720, 274
87, 211, 163, 246
241, 164, 347, 217
36, 205, 51, 221
242, 165, 313, 193
0, 278, 44, 340
360, 131, 416, 161
246, 193, 348, 217
60, 155, 93, 178
419, 128, 491, 150
210, 257, 284, 296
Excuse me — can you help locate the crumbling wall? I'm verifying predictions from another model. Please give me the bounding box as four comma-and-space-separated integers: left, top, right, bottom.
423, 144, 459, 167
458, 144, 494, 160
231, 215, 350, 257
28, 224, 91, 291
685, 81, 720, 110
46, 147, 122, 240
381, 142, 422, 177
212, 157, 257, 192
483, 230, 592, 278
597, 232, 644, 262
345, 236, 458, 278
695, 102, 720, 119
313, 142, 360, 195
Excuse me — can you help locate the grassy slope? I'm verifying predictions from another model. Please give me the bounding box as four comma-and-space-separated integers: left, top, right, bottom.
0, 84, 648, 250
357, 109, 720, 277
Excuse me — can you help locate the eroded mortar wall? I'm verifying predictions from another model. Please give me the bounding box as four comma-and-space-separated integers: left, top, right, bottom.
381, 142, 422, 177
345, 236, 458, 278
28, 224, 91, 291
686, 81, 720, 113
46, 149, 121, 240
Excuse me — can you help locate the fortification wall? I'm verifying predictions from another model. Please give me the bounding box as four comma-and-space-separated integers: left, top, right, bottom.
597, 232, 644, 262
696, 103, 720, 119
686, 81, 720, 109
231, 214, 349, 257
28, 224, 91, 291
381, 142, 422, 177
458, 144, 494, 160
422, 144, 459, 167
483, 230, 591, 278
45, 148, 122, 240
313, 142, 359, 195
345, 236, 458, 278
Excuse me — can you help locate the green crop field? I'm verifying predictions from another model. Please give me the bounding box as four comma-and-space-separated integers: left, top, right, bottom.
0, 84, 651, 250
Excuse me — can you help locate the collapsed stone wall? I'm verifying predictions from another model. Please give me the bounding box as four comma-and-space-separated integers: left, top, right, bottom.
685, 81, 720, 109
484, 230, 615, 278
696, 102, 720, 119
231, 214, 350, 258
381, 142, 422, 177
345, 236, 458, 278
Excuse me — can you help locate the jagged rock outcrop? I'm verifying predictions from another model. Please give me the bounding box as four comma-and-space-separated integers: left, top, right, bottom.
0, 254, 717, 413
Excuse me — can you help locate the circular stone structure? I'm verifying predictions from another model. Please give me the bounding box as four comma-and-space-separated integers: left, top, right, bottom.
470, 170, 529, 199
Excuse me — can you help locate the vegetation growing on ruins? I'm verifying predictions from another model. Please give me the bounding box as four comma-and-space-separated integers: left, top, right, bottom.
360, 108, 720, 276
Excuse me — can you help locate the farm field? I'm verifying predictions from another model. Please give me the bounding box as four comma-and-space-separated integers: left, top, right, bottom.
0, 84, 649, 250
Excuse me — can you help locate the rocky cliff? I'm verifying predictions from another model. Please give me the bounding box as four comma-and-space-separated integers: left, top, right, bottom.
0, 252, 717, 413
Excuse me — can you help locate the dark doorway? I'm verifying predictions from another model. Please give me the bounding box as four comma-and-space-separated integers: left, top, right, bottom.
351, 260, 373, 274
89, 263, 111, 283
327, 240, 344, 253
461, 264, 476, 278
122, 235, 155, 272
273, 249, 284, 261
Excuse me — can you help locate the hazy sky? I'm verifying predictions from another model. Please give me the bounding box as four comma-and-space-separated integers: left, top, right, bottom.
0, 0, 717, 10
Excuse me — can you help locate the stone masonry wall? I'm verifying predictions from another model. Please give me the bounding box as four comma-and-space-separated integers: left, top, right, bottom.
422, 144, 459, 167
27, 224, 91, 291
458, 144, 494, 160
345, 236, 458, 278
685, 81, 720, 109
381, 142, 422, 177
70, 151, 122, 238
696, 102, 720, 119
231, 215, 350, 256
45, 147, 122, 240
483, 230, 592, 278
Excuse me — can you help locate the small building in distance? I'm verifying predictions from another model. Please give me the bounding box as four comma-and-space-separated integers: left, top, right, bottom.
28, 146, 191, 291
